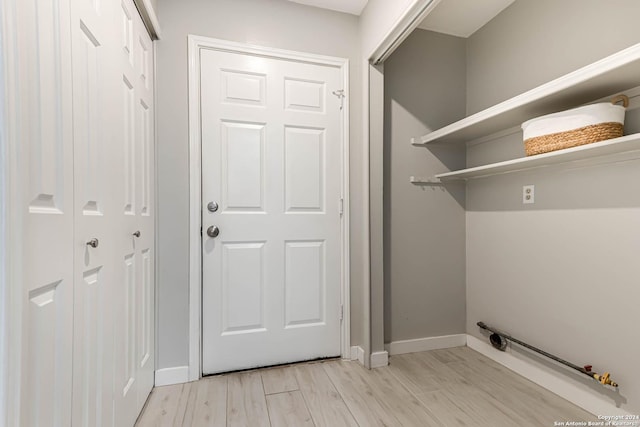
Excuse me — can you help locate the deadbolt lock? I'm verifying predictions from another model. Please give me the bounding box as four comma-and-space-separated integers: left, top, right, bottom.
207, 201, 219, 213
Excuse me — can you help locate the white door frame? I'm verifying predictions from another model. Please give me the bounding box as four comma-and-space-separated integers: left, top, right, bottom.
187, 35, 351, 381
364, 0, 439, 365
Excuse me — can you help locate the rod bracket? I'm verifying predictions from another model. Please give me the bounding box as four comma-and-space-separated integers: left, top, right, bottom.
409, 176, 443, 186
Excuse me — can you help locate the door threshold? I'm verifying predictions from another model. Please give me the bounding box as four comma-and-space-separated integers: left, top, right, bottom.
203, 355, 342, 377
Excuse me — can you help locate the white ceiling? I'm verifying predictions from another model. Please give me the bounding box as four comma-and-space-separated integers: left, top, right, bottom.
285, 0, 515, 38
287, 0, 368, 16
418, 0, 515, 38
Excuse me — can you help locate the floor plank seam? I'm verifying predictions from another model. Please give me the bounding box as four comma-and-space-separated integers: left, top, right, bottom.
260, 372, 275, 427
296, 380, 319, 427
320, 361, 362, 427
224, 376, 229, 427
265, 389, 299, 396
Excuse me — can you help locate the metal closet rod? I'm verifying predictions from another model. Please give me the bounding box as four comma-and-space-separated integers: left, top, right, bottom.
477, 322, 619, 388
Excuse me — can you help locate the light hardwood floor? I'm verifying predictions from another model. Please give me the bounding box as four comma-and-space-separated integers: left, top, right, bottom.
136, 346, 595, 426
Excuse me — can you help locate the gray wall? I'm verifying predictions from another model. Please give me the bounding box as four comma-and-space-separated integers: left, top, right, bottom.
465, 0, 640, 413
155, 0, 363, 369
383, 29, 467, 344
466, 0, 640, 115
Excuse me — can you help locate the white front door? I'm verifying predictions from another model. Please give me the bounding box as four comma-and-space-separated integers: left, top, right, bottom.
201, 48, 344, 374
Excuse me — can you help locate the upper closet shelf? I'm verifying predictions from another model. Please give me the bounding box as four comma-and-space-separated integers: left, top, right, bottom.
435, 133, 640, 181
413, 42, 640, 146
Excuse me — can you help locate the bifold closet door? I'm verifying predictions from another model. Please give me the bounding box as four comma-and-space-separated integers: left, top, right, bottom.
14, 0, 154, 423
132, 13, 156, 415
113, 0, 156, 423
69, 0, 121, 425
17, 0, 75, 425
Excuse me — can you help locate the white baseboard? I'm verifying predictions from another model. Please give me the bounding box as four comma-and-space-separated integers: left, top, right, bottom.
155, 366, 189, 387
467, 335, 632, 417
350, 345, 358, 360
385, 334, 467, 356
370, 351, 389, 368
350, 346, 365, 366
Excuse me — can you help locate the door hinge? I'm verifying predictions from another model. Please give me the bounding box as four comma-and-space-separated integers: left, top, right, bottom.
332, 89, 345, 110
340, 304, 344, 321
339, 197, 344, 217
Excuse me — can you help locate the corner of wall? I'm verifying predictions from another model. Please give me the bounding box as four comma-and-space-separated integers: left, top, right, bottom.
370, 351, 389, 369
155, 366, 190, 387
350, 345, 366, 366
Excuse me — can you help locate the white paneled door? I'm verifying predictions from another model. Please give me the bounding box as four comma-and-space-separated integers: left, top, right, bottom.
113, 0, 156, 425
13, 0, 155, 425
70, 0, 118, 424
18, 0, 75, 425
201, 48, 344, 374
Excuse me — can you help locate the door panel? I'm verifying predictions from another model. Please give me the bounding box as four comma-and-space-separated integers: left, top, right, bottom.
135, 24, 155, 413
121, 253, 137, 393
222, 70, 266, 106
113, 3, 139, 423
284, 240, 325, 327
139, 98, 151, 216
139, 248, 153, 368
221, 242, 266, 334
201, 49, 343, 374
70, 0, 116, 424
18, 0, 75, 424
221, 121, 266, 211
25, 279, 71, 427
114, 0, 155, 423
284, 126, 325, 212
284, 78, 325, 112
76, 266, 107, 424
123, 75, 136, 216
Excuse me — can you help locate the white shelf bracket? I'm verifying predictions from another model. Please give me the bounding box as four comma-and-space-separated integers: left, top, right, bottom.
409, 176, 443, 185
410, 137, 425, 147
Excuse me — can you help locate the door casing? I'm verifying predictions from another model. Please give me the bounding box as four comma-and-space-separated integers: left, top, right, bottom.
187, 35, 351, 381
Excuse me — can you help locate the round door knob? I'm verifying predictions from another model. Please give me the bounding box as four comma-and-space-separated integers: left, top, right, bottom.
207, 225, 220, 238
86, 238, 99, 248
207, 201, 219, 213
133, 231, 141, 238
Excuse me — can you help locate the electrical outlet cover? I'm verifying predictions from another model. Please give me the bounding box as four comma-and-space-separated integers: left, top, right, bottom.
523, 185, 535, 204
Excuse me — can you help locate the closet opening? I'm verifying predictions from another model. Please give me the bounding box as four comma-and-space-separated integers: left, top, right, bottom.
372, 0, 640, 412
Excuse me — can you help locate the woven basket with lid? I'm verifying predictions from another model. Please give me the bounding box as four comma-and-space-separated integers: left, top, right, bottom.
522, 94, 628, 156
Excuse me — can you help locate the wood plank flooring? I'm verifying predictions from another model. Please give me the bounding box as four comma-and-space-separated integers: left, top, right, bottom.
136, 346, 595, 426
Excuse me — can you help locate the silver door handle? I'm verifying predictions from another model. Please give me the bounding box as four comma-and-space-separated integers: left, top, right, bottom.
206, 226, 220, 238
86, 238, 99, 248
133, 231, 141, 237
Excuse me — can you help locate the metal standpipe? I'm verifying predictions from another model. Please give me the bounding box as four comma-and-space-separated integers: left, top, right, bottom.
477, 321, 619, 388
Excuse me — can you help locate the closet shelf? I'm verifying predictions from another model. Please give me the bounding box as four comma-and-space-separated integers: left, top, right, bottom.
413, 42, 640, 146
435, 134, 640, 181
